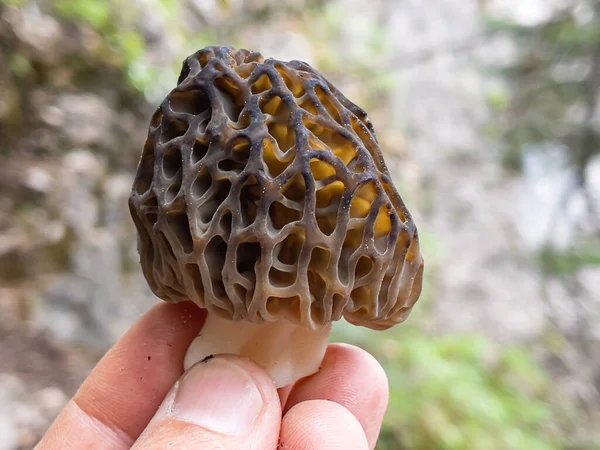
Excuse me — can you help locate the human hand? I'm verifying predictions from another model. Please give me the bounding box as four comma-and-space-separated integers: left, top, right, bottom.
36, 302, 389, 449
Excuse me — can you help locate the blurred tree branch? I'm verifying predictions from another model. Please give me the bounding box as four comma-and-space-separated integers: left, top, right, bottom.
489, 0, 600, 199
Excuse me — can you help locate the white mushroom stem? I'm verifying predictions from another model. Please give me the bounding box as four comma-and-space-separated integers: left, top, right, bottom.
184, 314, 332, 388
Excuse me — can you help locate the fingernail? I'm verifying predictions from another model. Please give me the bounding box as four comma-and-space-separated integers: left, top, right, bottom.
172, 357, 263, 435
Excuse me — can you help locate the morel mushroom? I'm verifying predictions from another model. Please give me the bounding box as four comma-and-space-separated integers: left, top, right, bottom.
129, 46, 424, 387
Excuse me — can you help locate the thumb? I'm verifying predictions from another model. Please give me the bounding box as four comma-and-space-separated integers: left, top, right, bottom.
131, 355, 282, 449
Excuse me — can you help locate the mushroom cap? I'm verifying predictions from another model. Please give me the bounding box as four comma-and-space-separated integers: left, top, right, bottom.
129, 46, 423, 331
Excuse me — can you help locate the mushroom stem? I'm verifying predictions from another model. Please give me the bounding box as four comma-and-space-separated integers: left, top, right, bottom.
184, 313, 332, 388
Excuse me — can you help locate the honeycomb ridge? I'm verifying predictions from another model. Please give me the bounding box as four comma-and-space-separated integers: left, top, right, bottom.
129, 46, 423, 330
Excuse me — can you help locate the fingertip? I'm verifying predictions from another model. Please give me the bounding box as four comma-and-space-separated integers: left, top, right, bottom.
280, 400, 369, 450
328, 342, 390, 400
194, 354, 282, 420
132, 355, 281, 449
172, 355, 282, 438
285, 343, 389, 448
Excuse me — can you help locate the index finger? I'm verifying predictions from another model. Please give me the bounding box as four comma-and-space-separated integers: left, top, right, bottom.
36, 301, 206, 449
283, 343, 390, 449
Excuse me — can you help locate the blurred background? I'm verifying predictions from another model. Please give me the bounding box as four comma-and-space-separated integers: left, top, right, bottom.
0, 0, 599, 448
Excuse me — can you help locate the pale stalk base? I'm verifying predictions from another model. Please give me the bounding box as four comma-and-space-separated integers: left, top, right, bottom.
184, 314, 332, 388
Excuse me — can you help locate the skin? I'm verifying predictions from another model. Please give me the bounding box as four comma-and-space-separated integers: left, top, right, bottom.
35, 301, 389, 450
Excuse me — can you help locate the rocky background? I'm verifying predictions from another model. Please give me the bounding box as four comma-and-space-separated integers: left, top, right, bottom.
1, 0, 599, 448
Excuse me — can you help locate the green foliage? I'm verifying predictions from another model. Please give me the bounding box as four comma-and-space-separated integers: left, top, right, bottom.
55, 0, 112, 30
8, 53, 32, 78
333, 232, 560, 449
487, 1, 600, 179
53, 0, 150, 91
44, 0, 196, 96
300, 2, 395, 112
486, 89, 510, 111
535, 241, 600, 276
333, 322, 563, 449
